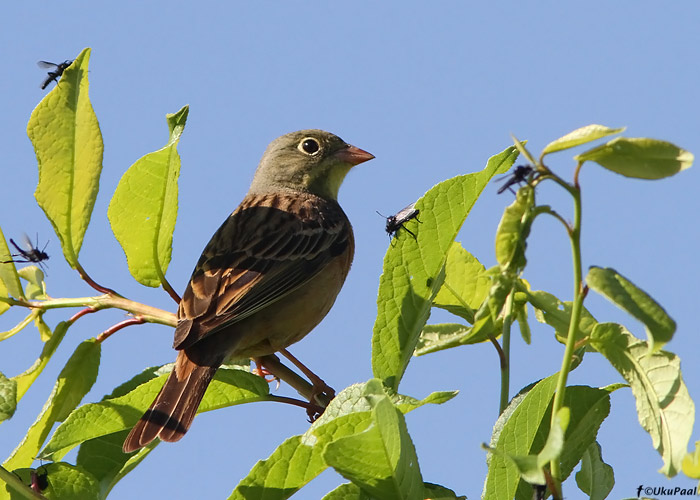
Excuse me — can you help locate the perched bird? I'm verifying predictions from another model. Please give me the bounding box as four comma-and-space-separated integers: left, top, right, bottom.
123, 130, 373, 452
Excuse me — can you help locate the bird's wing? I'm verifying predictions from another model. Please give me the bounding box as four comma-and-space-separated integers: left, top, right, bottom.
173, 194, 350, 350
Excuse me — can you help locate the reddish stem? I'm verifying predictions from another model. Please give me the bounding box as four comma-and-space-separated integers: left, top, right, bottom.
161, 279, 181, 304
76, 262, 119, 296
68, 307, 98, 324
488, 335, 508, 371
96, 317, 145, 343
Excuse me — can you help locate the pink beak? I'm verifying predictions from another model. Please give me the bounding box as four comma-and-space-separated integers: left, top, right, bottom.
334, 144, 375, 165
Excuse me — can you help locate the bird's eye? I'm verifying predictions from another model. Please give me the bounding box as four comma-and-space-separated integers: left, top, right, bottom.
299, 138, 320, 155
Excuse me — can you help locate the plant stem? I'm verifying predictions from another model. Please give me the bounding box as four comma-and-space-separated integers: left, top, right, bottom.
75, 262, 119, 296
498, 290, 515, 414
0, 294, 176, 327
549, 182, 584, 492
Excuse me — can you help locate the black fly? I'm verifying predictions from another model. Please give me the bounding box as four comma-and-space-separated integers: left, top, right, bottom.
377, 203, 421, 239
2, 235, 49, 271
30, 467, 49, 493
496, 165, 533, 194
38, 60, 72, 90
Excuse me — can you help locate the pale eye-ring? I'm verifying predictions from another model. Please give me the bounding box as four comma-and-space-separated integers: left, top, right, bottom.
299, 137, 321, 155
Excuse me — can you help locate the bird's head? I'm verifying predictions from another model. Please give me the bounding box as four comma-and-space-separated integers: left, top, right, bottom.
249, 129, 374, 200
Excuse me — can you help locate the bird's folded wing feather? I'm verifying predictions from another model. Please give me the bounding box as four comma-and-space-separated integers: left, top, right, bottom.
173, 195, 349, 350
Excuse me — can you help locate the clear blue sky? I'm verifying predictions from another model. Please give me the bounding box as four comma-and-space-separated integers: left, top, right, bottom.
1, 2, 699, 499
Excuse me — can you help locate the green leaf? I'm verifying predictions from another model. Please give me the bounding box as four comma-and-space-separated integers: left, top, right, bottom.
108, 105, 188, 287
0, 312, 35, 343
510, 135, 536, 166
682, 440, 700, 479
514, 298, 531, 345
576, 442, 615, 500
11, 321, 70, 402
422, 483, 466, 500
541, 124, 625, 156
415, 323, 471, 356
484, 379, 618, 500
0, 372, 17, 422
495, 186, 535, 271
423, 267, 512, 354
482, 374, 558, 500
0, 227, 23, 301
527, 289, 598, 345
322, 482, 466, 500
590, 323, 694, 476
372, 146, 518, 390
17, 266, 47, 301
485, 407, 568, 486
9, 462, 100, 500
474, 271, 512, 326
228, 434, 328, 500
4, 339, 100, 470
34, 311, 51, 342
432, 242, 489, 323
228, 380, 453, 500
28, 48, 103, 268
321, 483, 372, 500
575, 137, 693, 179
586, 266, 675, 352
0, 280, 9, 317
76, 431, 156, 499
323, 392, 424, 500
40, 366, 269, 461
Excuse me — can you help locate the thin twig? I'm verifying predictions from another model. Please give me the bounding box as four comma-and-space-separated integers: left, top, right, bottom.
96, 317, 145, 343
75, 262, 119, 296
68, 306, 97, 324
161, 279, 181, 304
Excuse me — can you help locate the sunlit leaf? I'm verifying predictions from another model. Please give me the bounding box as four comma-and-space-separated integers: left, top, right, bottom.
0, 372, 17, 422
40, 367, 269, 461
495, 185, 533, 271
590, 323, 694, 476
432, 242, 489, 323
4, 339, 100, 470
9, 462, 99, 500
527, 289, 598, 345
323, 385, 424, 500
76, 431, 156, 499
484, 407, 568, 486
372, 146, 518, 390
11, 321, 70, 402
587, 266, 675, 352
682, 440, 700, 479
541, 124, 625, 156
575, 137, 693, 179
108, 106, 188, 287
28, 48, 103, 268
0, 227, 23, 301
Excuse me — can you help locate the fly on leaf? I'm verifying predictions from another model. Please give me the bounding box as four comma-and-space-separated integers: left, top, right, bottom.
377, 203, 421, 239
38, 60, 72, 90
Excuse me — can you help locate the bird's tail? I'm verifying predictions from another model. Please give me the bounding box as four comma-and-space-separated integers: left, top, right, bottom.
123, 350, 219, 453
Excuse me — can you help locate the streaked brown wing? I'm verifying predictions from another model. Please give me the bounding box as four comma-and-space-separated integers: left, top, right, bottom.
173, 193, 350, 350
